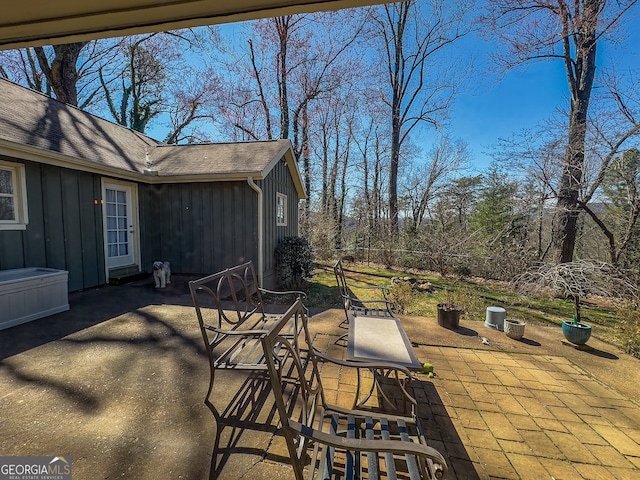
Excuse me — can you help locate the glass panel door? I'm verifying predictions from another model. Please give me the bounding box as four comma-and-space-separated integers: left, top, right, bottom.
103, 182, 135, 269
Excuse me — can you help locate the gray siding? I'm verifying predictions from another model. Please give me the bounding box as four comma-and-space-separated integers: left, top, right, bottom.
0, 157, 105, 292
261, 156, 300, 288
0, 153, 301, 292
139, 181, 259, 276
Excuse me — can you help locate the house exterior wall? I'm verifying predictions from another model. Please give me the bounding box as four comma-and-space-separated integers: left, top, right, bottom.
0, 153, 301, 293
261, 156, 300, 289
0, 157, 106, 292
139, 181, 259, 276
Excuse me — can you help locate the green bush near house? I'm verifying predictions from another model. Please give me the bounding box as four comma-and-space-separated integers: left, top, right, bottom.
275, 236, 314, 290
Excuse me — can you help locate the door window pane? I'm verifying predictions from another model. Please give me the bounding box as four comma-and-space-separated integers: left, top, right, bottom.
105, 187, 131, 259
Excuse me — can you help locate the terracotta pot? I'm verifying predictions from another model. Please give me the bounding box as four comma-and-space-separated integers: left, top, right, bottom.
437, 304, 461, 330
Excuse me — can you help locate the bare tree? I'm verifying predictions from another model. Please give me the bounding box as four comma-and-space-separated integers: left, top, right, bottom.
0, 48, 51, 96
33, 43, 88, 106
100, 37, 165, 132
372, 0, 470, 237
0, 41, 119, 108
514, 260, 637, 322
163, 69, 221, 144
351, 106, 390, 247
219, 12, 363, 142
98, 31, 218, 139
494, 64, 640, 266
492, 126, 566, 260
576, 69, 640, 265
312, 88, 358, 248
214, 10, 366, 243
482, 0, 638, 263
403, 136, 468, 229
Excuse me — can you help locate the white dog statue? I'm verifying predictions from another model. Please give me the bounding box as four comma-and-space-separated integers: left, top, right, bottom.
152, 261, 171, 288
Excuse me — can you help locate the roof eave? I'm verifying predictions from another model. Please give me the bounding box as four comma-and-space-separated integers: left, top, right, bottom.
261, 140, 307, 199
1, 138, 308, 197
0, 140, 145, 182
0, 139, 273, 185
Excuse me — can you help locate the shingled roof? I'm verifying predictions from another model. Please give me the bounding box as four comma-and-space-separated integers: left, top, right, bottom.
0, 79, 305, 198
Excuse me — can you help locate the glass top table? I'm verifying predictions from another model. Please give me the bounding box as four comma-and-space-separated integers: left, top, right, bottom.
347, 315, 422, 371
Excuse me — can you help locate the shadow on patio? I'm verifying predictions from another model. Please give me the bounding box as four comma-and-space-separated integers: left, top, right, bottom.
1, 277, 639, 479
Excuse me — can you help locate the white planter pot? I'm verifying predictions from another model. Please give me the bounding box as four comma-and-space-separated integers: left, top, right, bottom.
504, 318, 526, 340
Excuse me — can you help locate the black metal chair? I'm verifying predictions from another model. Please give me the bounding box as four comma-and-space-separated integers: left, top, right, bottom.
261, 300, 448, 480
334, 259, 395, 323
188, 261, 306, 405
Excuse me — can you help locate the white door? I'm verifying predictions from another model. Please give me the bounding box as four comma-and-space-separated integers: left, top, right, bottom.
103, 182, 137, 269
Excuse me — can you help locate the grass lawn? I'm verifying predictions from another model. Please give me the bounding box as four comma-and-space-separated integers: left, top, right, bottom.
305, 261, 627, 349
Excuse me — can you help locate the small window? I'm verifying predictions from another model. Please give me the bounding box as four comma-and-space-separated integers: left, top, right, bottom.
276, 193, 287, 226
0, 161, 28, 230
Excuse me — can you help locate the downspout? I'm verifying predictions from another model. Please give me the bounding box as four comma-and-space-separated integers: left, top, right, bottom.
247, 177, 264, 287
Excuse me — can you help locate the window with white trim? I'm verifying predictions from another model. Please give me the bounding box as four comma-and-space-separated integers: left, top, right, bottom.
276, 192, 287, 226
0, 161, 28, 230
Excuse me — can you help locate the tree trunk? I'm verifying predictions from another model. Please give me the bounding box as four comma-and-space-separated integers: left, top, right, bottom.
301, 106, 311, 237
389, 110, 401, 237
34, 42, 87, 106
552, 0, 598, 263
275, 16, 290, 139
553, 107, 589, 263
387, 4, 406, 239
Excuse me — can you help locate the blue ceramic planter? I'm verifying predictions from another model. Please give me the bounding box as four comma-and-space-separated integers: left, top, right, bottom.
562, 321, 592, 345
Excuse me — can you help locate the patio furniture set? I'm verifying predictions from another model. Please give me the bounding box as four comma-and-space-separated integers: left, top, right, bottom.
188, 260, 448, 480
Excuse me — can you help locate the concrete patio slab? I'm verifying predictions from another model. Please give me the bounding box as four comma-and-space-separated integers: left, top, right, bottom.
1, 275, 639, 479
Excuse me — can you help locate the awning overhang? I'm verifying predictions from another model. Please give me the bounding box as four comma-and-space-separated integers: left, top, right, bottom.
0, 0, 385, 50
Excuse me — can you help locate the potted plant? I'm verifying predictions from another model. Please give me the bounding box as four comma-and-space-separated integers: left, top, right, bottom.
437, 289, 462, 330
562, 315, 591, 345
514, 261, 636, 346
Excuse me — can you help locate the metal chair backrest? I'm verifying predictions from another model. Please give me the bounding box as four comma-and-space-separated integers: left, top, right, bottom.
333, 259, 353, 320
333, 259, 395, 320
189, 261, 265, 340
261, 300, 324, 480
261, 299, 448, 480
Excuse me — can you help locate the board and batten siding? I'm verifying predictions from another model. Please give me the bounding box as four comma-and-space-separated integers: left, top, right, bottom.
0, 157, 105, 292
261, 156, 300, 289
139, 181, 259, 276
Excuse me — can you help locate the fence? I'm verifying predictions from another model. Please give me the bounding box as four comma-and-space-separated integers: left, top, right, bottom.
330, 247, 532, 282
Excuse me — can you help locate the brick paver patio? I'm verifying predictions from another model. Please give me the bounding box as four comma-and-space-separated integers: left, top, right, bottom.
1, 282, 639, 480
313, 334, 640, 480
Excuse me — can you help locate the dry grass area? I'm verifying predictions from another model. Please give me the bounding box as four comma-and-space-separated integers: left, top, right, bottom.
306, 261, 637, 354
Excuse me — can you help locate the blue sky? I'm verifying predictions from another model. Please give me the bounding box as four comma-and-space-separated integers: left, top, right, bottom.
448, 60, 568, 169
146, 3, 639, 174
447, 5, 640, 171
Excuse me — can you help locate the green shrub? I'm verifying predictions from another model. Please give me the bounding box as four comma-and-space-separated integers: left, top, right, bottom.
442, 285, 486, 320
274, 236, 314, 290
387, 280, 415, 315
